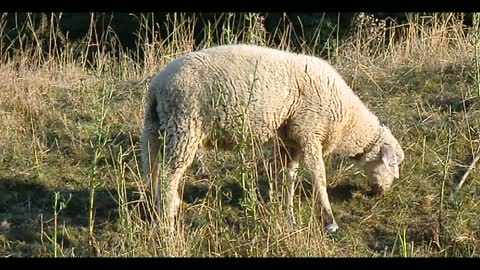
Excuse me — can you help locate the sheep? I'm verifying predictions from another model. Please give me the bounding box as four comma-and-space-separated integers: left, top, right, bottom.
140, 44, 405, 233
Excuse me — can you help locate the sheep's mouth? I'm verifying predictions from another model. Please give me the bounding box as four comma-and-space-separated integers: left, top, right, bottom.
368, 184, 385, 196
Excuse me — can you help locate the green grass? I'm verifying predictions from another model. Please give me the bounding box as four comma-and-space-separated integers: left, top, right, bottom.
0, 12, 479, 257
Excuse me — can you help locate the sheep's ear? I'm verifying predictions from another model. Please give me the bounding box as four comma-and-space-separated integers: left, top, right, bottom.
381, 144, 399, 178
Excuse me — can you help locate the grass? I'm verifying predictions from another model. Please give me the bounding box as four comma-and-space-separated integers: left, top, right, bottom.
0, 12, 479, 257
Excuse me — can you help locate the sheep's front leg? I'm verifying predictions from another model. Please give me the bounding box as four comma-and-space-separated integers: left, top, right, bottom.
284, 151, 300, 227
303, 143, 339, 233
286, 158, 299, 226
194, 148, 209, 177
278, 146, 301, 227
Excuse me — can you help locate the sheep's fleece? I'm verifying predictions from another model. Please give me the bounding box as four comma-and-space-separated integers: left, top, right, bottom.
141, 44, 405, 233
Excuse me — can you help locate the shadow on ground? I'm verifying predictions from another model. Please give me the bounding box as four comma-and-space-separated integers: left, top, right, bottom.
0, 169, 370, 255
0, 175, 140, 243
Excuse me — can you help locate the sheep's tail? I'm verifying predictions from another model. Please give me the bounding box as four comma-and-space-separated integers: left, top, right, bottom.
140, 91, 162, 199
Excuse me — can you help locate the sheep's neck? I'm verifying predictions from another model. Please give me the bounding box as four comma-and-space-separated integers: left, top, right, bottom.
335, 105, 382, 158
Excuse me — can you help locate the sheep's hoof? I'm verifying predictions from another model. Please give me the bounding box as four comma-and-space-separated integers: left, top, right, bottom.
325, 223, 339, 234
195, 168, 210, 179
287, 213, 296, 228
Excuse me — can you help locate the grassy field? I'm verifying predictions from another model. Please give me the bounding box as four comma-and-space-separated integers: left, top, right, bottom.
0, 12, 479, 257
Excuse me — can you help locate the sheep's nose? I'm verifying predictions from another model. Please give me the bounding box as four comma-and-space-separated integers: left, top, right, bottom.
370, 184, 385, 195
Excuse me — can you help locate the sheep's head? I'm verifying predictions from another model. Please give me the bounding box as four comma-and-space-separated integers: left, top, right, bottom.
354, 126, 405, 195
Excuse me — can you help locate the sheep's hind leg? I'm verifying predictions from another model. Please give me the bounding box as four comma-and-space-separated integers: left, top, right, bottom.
161, 129, 203, 229
140, 118, 164, 218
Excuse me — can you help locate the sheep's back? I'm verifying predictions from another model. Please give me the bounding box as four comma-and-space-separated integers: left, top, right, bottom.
159, 45, 303, 140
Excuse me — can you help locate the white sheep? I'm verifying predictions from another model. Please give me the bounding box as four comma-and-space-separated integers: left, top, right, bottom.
140, 44, 404, 233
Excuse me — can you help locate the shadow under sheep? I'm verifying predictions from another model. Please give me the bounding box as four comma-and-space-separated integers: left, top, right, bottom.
0, 165, 372, 242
